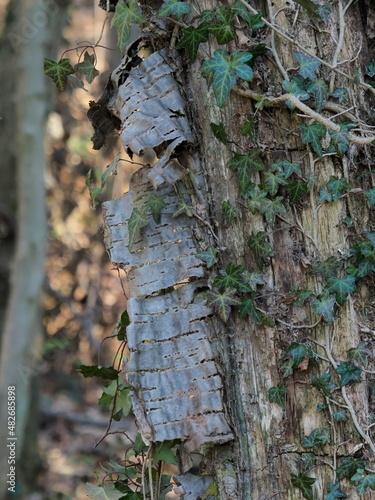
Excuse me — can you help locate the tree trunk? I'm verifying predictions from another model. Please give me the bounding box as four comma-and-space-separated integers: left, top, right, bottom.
100, 0, 375, 498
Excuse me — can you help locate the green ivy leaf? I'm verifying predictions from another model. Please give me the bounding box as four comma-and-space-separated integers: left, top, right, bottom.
268, 383, 287, 409
111, 0, 146, 50
365, 188, 375, 206
206, 288, 241, 322
201, 49, 253, 107
134, 432, 148, 456
293, 0, 319, 17
172, 198, 194, 218
128, 205, 148, 252
302, 428, 330, 448
152, 441, 179, 465
317, 4, 331, 23
310, 373, 335, 396
316, 403, 328, 412
158, 0, 190, 19
196, 246, 218, 268
287, 180, 310, 204
113, 385, 132, 418
272, 159, 301, 179
325, 274, 356, 306
116, 310, 130, 341
78, 365, 120, 380
231, 2, 264, 28
200, 10, 215, 22
331, 87, 347, 103
44, 58, 75, 91
307, 78, 328, 112
263, 170, 288, 197
241, 115, 255, 140
239, 298, 274, 326
318, 187, 333, 204
291, 473, 316, 500
85, 483, 124, 500
328, 128, 350, 156
300, 121, 326, 156
337, 457, 365, 480
286, 342, 313, 367
259, 196, 286, 226
351, 469, 375, 495
176, 24, 209, 62
247, 231, 274, 269
336, 362, 362, 386
222, 200, 240, 224
332, 409, 348, 422
75, 52, 99, 84
294, 51, 321, 80
208, 6, 236, 44
366, 61, 375, 77
245, 185, 267, 211
146, 193, 167, 224
311, 294, 336, 323
242, 270, 266, 288
228, 150, 265, 193
211, 122, 229, 144
325, 482, 347, 500
213, 262, 254, 292
311, 256, 341, 279
347, 341, 371, 368
294, 288, 314, 306
282, 76, 310, 101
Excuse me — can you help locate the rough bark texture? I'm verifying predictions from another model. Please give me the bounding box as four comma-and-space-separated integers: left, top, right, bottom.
100, 0, 375, 498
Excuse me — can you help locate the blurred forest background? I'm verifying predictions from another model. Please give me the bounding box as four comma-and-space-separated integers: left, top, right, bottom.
0, 1, 138, 498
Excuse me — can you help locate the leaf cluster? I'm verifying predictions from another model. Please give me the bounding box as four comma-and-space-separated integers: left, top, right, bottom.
281, 342, 317, 378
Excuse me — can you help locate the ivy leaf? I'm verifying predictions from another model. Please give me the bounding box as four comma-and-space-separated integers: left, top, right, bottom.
146, 193, 167, 224
325, 274, 356, 306
332, 409, 348, 422
272, 159, 301, 179
287, 180, 310, 204
318, 188, 333, 204
331, 87, 347, 103
247, 231, 274, 269
228, 150, 265, 192
300, 122, 326, 156
44, 58, 75, 91
245, 185, 268, 212
366, 61, 375, 77
75, 52, 99, 84
268, 383, 286, 409
328, 128, 350, 156
263, 170, 288, 197
176, 24, 209, 62
113, 386, 132, 419
231, 2, 264, 28
241, 115, 255, 140
311, 373, 335, 396
213, 262, 253, 292
351, 469, 375, 495
317, 4, 331, 23
307, 78, 328, 112
242, 270, 266, 288
291, 473, 316, 500
196, 246, 218, 268
200, 10, 215, 22
326, 482, 347, 500
85, 483, 124, 500
365, 188, 375, 206
311, 256, 341, 279
211, 122, 228, 144
206, 289, 241, 322
222, 200, 239, 224
282, 76, 310, 101
78, 365, 120, 380
347, 342, 371, 368
316, 403, 328, 412
259, 196, 286, 226
201, 49, 253, 107
208, 6, 236, 45
286, 342, 313, 367
337, 457, 365, 480
302, 428, 330, 448
158, 0, 190, 20
239, 298, 274, 326
311, 294, 336, 323
128, 205, 148, 252
293, 0, 319, 17
172, 198, 194, 218
294, 51, 321, 80
152, 441, 179, 466
116, 310, 130, 341
111, 0, 146, 50
294, 288, 314, 306
336, 362, 362, 386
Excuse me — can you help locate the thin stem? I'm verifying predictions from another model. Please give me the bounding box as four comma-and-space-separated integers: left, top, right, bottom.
329, 0, 345, 93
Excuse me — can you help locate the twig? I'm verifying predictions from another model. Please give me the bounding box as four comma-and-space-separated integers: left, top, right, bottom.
266, 0, 289, 80
276, 318, 321, 329
329, 0, 345, 93
234, 87, 375, 145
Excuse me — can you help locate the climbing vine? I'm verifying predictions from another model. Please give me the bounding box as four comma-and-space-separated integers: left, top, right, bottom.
44, 0, 375, 498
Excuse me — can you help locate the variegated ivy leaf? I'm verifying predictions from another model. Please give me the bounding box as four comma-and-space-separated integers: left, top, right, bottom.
111, 0, 146, 50
293, 51, 321, 80
44, 58, 75, 91
75, 52, 99, 84
158, 0, 190, 20
176, 24, 209, 62
146, 193, 167, 224
206, 288, 241, 323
